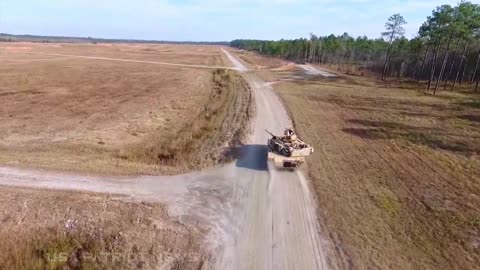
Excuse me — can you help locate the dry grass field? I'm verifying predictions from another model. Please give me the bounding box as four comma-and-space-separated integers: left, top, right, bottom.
236, 51, 480, 269
1, 42, 231, 66
0, 43, 250, 175
0, 187, 206, 270
233, 50, 290, 69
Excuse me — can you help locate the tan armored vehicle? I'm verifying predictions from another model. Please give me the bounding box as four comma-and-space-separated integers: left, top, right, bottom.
266, 128, 314, 169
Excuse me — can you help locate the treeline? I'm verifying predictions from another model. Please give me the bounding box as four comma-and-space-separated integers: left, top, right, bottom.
0, 33, 230, 45
231, 1, 480, 93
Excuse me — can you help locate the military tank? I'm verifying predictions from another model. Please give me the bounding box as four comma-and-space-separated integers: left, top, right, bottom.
266, 128, 314, 169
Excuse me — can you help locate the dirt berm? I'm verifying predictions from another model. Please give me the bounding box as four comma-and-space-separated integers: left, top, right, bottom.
118, 68, 252, 174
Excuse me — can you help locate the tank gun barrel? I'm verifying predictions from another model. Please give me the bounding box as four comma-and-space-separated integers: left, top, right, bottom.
265, 129, 276, 137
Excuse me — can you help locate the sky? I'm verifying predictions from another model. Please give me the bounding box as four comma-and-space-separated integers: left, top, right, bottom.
0, 0, 477, 41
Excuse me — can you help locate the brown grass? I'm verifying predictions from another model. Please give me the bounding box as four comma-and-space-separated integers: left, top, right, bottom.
118, 69, 252, 173
1, 42, 230, 66
232, 49, 290, 69
276, 76, 480, 270
234, 50, 480, 270
0, 187, 207, 270
0, 43, 249, 175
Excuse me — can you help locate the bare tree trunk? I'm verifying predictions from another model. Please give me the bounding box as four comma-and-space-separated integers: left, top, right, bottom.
415, 44, 430, 83
471, 50, 480, 86
443, 38, 460, 89
452, 43, 468, 91
382, 43, 393, 81
434, 34, 453, 94
428, 41, 441, 92
305, 42, 310, 63
476, 78, 480, 92
398, 62, 402, 78
351, 48, 356, 72
412, 63, 418, 80
310, 41, 315, 63
460, 46, 471, 85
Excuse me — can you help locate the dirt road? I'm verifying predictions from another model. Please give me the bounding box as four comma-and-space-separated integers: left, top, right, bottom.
215, 49, 334, 270
299, 64, 337, 77
0, 48, 334, 269
29, 52, 237, 70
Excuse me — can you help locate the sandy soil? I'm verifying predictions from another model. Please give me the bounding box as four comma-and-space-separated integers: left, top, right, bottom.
0, 48, 337, 270
298, 64, 337, 77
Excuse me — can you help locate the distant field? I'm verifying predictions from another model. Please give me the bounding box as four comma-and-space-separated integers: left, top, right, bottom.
1, 42, 231, 66
235, 51, 480, 269
0, 43, 249, 174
